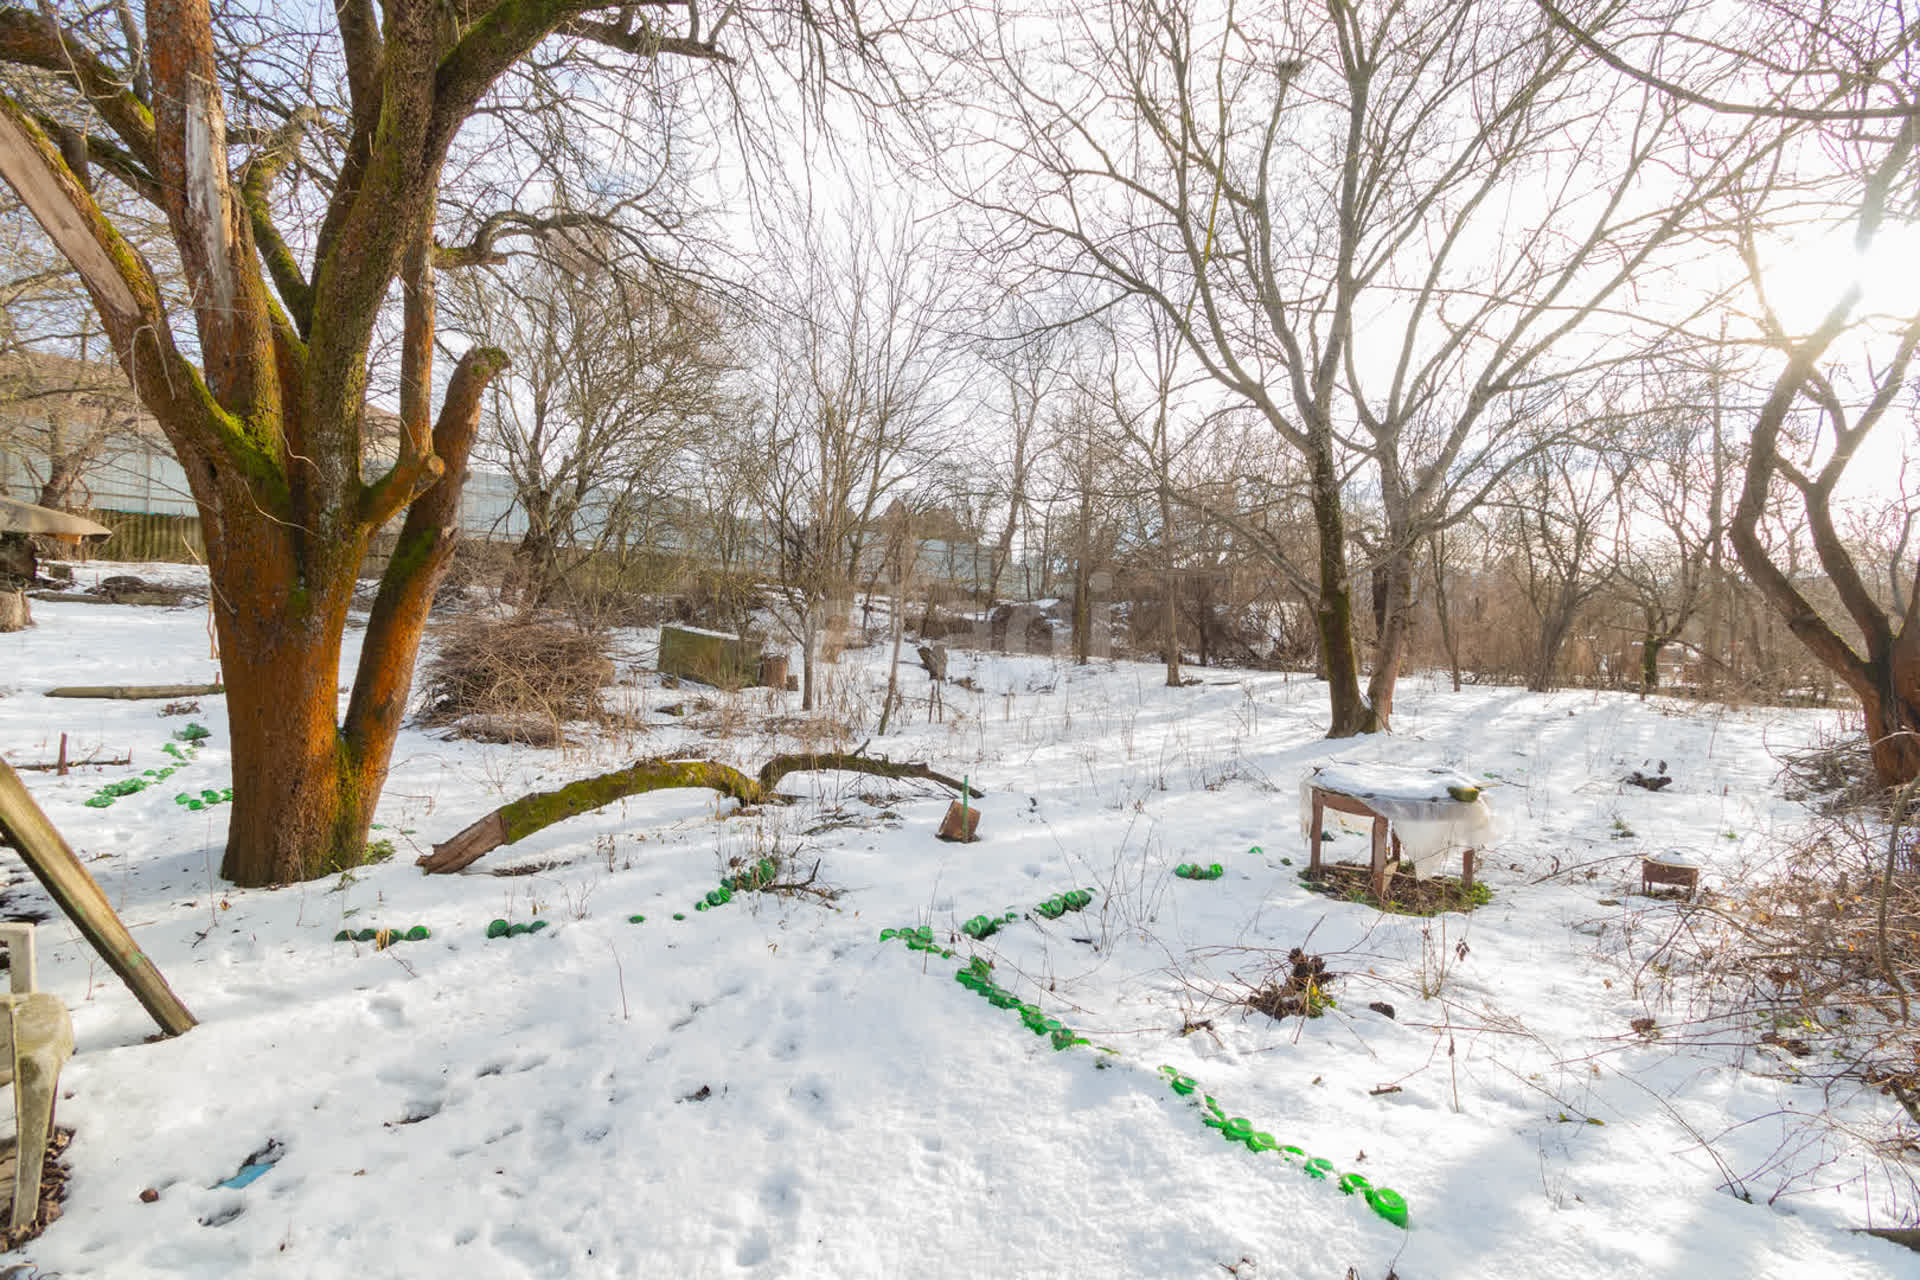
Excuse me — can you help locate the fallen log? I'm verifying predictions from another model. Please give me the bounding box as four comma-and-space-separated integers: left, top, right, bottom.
420, 751, 983, 874
11, 754, 130, 772
752, 751, 977, 797
45, 683, 224, 700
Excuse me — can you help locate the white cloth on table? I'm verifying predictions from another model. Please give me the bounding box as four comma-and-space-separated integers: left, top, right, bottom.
1298, 762, 1498, 878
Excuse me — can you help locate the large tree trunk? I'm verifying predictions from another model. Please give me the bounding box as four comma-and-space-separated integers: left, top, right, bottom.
207, 346, 497, 885
1530, 609, 1573, 694
1428, 533, 1462, 692
1640, 630, 1664, 695
1365, 543, 1416, 726
1158, 479, 1181, 687
212, 507, 371, 884
1308, 447, 1375, 735
1864, 646, 1920, 787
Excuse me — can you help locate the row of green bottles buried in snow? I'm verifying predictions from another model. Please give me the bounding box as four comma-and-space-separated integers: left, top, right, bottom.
1158, 1066, 1408, 1228
83, 731, 208, 808
878, 924, 954, 958
878, 900, 1409, 1232
954, 955, 1092, 1051
963, 887, 1096, 940
487, 859, 785, 937
876, 926, 1094, 1052
334, 926, 431, 944
1175, 862, 1225, 880
691, 857, 780, 912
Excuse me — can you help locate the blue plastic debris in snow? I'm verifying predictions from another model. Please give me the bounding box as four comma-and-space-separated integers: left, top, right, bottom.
216, 1139, 284, 1189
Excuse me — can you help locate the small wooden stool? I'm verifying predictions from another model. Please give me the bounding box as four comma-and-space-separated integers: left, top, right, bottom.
1640, 856, 1700, 899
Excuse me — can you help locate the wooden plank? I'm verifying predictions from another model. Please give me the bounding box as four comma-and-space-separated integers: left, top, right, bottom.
1316, 790, 1385, 818
44, 684, 223, 700
0, 761, 196, 1037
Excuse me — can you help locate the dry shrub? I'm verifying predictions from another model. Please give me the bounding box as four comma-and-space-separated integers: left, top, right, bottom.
1621, 747, 1920, 1206
1778, 724, 1886, 814
681, 569, 762, 635
418, 616, 615, 742
1245, 947, 1339, 1020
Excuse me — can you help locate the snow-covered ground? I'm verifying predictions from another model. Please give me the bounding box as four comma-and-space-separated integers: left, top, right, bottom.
0, 563, 1912, 1278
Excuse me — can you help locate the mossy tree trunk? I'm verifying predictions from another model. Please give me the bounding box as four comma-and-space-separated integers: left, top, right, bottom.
1309, 440, 1375, 736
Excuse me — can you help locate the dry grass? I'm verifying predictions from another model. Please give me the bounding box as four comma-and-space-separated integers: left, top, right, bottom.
1614, 736, 1920, 1205
1299, 863, 1492, 916
418, 616, 616, 743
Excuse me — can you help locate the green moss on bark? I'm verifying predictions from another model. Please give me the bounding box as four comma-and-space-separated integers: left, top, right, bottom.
496, 759, 764, 845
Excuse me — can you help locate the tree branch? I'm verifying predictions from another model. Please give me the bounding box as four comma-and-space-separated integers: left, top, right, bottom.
238, 108, 318, 335
1531, 0, 1920, 122
0, 6, 159, 172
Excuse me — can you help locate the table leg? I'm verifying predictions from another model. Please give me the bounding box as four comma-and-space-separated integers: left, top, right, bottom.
1463, 848, 1475, 891
1371, 816, 1388, 901
1309, 791, 1325, 874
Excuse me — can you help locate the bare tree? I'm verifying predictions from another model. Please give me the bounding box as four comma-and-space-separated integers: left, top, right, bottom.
1096, 310, 1211, 685
756, 218, 954, 710
973, 319, 1066, 607
1611, 373, 1729, 695
1547, 0, 1920, 782
444, 245, 734, 609
1499, 444, 1626, 692
964, 0, 1779, 733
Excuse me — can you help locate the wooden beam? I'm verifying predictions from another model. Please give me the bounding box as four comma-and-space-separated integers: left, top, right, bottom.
44, 683, 223, 700
0, 760, 196, 1037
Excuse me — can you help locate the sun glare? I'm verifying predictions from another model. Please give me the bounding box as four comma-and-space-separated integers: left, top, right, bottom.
1755, 220, 1920, 331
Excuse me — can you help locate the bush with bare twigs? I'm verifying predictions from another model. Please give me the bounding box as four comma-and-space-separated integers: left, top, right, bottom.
1615, 734, 1920, 1205
417, 616, 617, 745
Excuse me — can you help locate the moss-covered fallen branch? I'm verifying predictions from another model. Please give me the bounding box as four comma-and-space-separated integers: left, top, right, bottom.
419, 752, 982, 874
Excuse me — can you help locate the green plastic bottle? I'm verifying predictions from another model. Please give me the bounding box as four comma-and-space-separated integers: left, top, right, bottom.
1366, 1187, 1408, 1227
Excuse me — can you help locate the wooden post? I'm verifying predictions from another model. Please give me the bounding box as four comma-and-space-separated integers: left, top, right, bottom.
0, 760, 196, 1036
55, 733, 66, 778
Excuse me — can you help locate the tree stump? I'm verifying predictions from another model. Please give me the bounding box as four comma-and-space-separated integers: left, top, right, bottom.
0, 590, 29, 633
916, 643, 948, 682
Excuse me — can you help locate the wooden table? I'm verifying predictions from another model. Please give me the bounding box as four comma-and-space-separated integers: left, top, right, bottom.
1306, 785, 1478, 902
